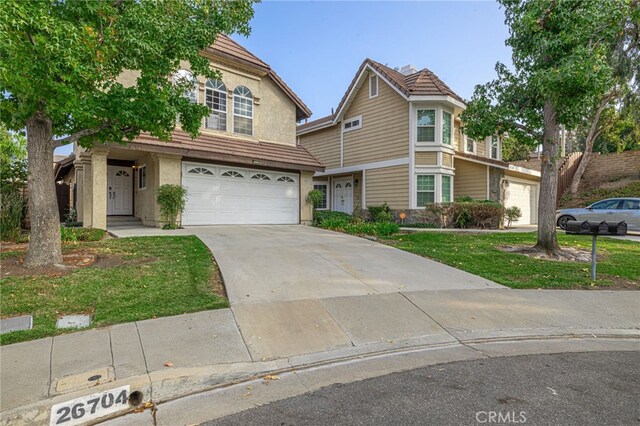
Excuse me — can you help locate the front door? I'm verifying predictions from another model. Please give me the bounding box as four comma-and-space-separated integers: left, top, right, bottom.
333, 177, 353, 214
107, 166, 133, 215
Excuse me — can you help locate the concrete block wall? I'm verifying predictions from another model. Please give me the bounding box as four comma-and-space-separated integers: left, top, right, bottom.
581, 150, 640, 187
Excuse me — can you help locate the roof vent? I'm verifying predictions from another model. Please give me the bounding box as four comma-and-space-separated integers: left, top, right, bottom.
399, 64, 418, 76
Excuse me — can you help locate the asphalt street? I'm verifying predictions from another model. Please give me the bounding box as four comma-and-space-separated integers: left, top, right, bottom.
203, 351, 640, 426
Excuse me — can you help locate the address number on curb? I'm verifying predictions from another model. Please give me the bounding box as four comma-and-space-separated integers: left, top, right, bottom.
50, 385, 130, 426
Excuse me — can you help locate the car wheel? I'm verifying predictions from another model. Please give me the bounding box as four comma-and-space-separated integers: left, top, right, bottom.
557, 215, 575, 230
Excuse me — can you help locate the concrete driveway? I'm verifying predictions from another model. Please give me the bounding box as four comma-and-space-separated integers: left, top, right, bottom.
188, 225, 503, 305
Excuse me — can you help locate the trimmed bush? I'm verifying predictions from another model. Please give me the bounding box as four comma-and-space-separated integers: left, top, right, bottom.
0, 191, 25, 242
319, 219, 399, 237
156, 184, 188, 229
367, 202, 391, 223
453, 201, 505, 229
60, 227, 106, 243
314, 210, 352, 226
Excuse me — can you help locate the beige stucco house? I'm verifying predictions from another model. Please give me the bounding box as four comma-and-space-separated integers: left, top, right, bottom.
297, 60, 541, 225
58, 35, 323, 229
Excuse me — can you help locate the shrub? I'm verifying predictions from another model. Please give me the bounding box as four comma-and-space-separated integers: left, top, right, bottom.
320, 220, 399, 237
64, 207, 78, 227
373, 221, 400, 236
306, 189, 324, 209
156, 184, 188, 229
367, 202, 391, 222
0, 191, 25, 241
320, 217, 350, 230
426, 203, 456, 228
314, 210, 352, 226
453, 201, 504, 229
60, 227, 106, 243
504, 206, 522, 228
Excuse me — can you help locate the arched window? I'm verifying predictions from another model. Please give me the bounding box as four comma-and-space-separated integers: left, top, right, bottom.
187, 167, 214, 175
222, 170, 244, 178
251, 173, 271, 180
205, 79, 227, 131
173, 69, 198, 103
277, 176, 295, 183
233, 86, 253, 136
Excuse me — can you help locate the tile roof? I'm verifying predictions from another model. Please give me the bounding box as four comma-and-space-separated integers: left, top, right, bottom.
207, 35, 312, 120
296, 114, 335, 132
455, 151, 510, 168
130, 131, 323, 172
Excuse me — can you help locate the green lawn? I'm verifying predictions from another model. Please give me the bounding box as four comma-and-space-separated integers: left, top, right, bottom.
388, 232, 640, 289
1, 236, 228, 345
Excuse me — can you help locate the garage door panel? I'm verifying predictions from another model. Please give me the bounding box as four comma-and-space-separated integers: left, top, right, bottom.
504, 181, 537, 225
181, 162, 299, 225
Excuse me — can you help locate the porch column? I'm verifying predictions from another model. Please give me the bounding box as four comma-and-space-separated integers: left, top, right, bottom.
300, 170, 314, 225
80, 153, 93, 228
90, 148, 109, 229
74, 162, 84, 223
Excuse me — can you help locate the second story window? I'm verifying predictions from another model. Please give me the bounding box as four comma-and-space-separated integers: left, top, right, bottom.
233, 86, 253, 136
343, 115, 362, 132
417, 109, 436, 142
490, 135, 500, 159
205, 79, 227, 131
465, 136, 476, 154
442, 111, 452, 145
369, 74, 378, 98
173, 69, 198, 103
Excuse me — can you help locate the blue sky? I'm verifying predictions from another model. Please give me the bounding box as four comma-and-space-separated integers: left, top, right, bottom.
57, 1, 511, 155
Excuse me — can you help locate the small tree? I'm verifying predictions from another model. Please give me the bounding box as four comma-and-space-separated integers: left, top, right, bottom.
156, 185, 187, 230
0, 126, 28, 241
306, 189, 324, 224
504, 206, 522, 229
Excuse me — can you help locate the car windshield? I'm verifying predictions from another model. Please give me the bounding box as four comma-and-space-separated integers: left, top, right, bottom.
590, 200, 621, 210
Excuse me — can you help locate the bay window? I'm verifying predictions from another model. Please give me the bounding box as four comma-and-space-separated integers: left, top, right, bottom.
416, 175, 435, 206
442, 175, 452, 202
417, 110, 436, 142
442, 111, 452, 145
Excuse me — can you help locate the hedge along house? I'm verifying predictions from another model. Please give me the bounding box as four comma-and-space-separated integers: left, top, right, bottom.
297, 60, 541, 225
58, 35, 323, 229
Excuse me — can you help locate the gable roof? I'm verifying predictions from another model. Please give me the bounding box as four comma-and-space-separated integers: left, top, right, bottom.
206, 35, 312, 120
297, 58, 465, 135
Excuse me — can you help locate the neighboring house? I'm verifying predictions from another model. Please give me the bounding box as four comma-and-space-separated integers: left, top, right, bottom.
58, 35, 323, 229
297, 60, 541, 225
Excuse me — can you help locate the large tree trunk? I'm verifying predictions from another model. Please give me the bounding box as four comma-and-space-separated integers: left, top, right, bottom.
24, 114, 63, 268
534, 101, 561, 254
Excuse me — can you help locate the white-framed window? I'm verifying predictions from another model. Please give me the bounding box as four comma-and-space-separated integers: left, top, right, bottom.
369, 74, 378, 98
233, 86, 253, 136
138, 165, 147, 190
416, 175, 435, 206
417, 109, 436, 142
205, 79, 227, 131
464, 135, 476, 154
490, 135, 500, 159
173, 69, 198, 103
313, 183, 328, 209
343, 115, 362, 132
442, 111, 452, 145
442, 175, 452, 203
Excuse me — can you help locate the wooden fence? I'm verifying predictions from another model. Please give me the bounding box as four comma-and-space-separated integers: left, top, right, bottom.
556, 151, 583, 203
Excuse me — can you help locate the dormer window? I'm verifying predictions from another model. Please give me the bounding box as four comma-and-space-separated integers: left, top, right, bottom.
173, 69, 198, 103
369, 74, 378, 98
343, 115, 362, 132
233, 86, 253, 136
205, 79, 227, 131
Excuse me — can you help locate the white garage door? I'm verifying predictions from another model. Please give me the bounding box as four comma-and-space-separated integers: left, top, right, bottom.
504, 180, 538, 225
181, 162, 299, 225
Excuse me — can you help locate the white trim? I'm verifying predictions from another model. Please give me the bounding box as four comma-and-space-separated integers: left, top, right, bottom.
332, 176, 354, 214
489, 135, 501, 161
137, 164, 147, 190
369, 74, 379, 99
312, 181, 329, 210
409, 102, 416, 211
340, 119, 344, 167
408, 95, 466, 109
316, 157, 410, 176
463, 135, 476, 154
507, 164, 541, 177
414, 166, 456, 174
343, 115, 362, 132
361, 169, 366, 208
486, 167, 490, 199
296, 120, 336, 135
457, 155, 509, 170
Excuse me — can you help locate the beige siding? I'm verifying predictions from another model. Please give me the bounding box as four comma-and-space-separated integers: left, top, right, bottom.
443, 153, 454, 168
365, 165, 409, 209
415, 151, 437, 166
476, 137, 487, 157
454, 159, 488, 200
343, 73, 409, 166
454, 121, 462, 151
299, 125, 341, 169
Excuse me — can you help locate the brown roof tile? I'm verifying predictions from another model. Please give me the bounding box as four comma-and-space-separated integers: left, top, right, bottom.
455, 151, 509, 168
130, 131, 323, 172
297, 114, 335, 132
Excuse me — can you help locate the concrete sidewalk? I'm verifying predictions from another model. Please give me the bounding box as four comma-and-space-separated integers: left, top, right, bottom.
1, 289, 639, 425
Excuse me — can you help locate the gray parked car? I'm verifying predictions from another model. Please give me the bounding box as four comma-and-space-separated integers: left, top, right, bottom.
556, 198, 640, 231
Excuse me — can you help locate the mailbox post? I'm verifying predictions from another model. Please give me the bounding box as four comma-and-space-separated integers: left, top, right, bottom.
565, 221, 627, 280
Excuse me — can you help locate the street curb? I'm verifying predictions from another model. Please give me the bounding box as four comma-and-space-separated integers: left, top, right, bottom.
2, 331, 638, 426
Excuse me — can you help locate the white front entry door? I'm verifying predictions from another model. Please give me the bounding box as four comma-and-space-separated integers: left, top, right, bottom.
107, 166, 133, 215
333, 177, 353, 214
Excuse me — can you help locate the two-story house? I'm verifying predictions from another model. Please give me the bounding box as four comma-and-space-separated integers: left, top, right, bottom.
65, 35, 323, 228
297, 59, 541, 225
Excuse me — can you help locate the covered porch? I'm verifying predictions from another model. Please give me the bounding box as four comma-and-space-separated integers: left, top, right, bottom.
74, 146, 182, 229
